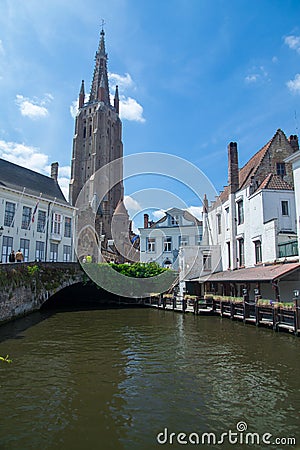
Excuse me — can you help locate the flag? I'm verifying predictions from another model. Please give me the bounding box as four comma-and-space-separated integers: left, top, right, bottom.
31, 193, 42, 223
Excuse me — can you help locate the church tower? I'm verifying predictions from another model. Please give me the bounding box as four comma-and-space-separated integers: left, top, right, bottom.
69, 28, 124, 243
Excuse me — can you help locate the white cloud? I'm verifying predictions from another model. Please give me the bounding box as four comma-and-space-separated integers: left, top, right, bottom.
186, 206, 203, 221
0, 40, 5, 56
119, 95, 145, 123
70, 99, 78, 119
244, 66, 269, 85
16, 94, 53, 119
272, 56, 278, 63
70, 72, 145, 123
245, 74, 258, 83
286, 73, 300, 93
284, 35, 300, 53
109, 72, 134, 90
124, 195, 141, 212
0, 140, 70, 199
152, 209, 165, 219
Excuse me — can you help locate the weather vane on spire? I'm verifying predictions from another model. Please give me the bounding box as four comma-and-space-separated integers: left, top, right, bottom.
101, 19, 105, 32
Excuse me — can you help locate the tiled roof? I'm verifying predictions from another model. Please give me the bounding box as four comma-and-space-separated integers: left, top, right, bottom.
238, 141, 272, 190
213, 129, 293, 206
196, 262, 300, 283
259, 173, 294, 191
0, 158, 68, 204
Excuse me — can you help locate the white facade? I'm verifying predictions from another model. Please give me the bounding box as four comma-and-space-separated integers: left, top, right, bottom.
139, 208, 202, 270
208, 186, 297, 271
285, 150, 300, 261
0, 186, 75, 263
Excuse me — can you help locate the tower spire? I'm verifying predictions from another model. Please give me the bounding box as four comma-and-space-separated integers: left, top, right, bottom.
114, 85, 119, 114
79, 80, 85, 108
89, 28, 110, 105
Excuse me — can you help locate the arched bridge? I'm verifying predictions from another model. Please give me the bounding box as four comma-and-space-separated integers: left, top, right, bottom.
0, 262, 85, 324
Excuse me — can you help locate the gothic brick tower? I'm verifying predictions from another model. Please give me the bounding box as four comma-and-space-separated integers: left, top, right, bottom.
69, 28, 124, 243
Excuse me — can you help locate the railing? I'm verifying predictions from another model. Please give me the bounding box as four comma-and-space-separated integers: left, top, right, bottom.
278, 240, 298, 257
146, 293, 300, 335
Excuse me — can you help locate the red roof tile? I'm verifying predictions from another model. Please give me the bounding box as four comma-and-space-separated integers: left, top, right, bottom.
259, 173, 293, 191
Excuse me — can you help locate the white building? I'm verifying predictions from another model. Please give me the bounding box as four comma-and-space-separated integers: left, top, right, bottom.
208, 131, 298, 271
180, 130, 300, 301
285, 149, 300, 261
0, 159, 76, 263
139, 207, 202, 270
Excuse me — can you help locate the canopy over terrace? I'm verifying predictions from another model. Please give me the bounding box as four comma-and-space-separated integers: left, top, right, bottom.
188, 262, 300, 302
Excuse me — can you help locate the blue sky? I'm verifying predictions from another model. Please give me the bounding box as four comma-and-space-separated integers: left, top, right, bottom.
1, 0, 300, 229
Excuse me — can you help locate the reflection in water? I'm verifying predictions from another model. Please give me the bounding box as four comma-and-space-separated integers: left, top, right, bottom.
0, 308, 299, 450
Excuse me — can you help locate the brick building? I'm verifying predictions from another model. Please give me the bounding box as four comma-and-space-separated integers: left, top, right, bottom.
69, 28, 130, 255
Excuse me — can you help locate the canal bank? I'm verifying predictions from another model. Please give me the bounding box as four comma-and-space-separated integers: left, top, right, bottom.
147, 294, 300, 336
0, 307, 299, 450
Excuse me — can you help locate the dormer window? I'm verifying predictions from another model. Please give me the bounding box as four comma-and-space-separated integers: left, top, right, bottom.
276, 162, 285, 177
171, 215, 179, 225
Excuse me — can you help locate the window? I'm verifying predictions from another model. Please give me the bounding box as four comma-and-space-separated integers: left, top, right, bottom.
254, 240, 262, 264
225, 207, 229, 230
21, 206, 32, 230
179, 235, 189, 247
276, 162, 285, 177
51, 213, 62, 235
35, 241, 45, 262
238, 238, 245, 267
147, 237, 156, 252
1, 236, 13, 263
217, 214, 222, 234
237, 200, 244, 225
4, 202, 16, 227
227, 242, 231, 269
50, 243, 58, 262
281, 201, 289, 216
203, 254, 211, 271
164, 236, 172, 252
63, 245, 71, 262
37, 211, 46, 233
64, 217, 72, 238
20, 238, 30, 262
171, 215, 179, 225
196, 234, 202, 245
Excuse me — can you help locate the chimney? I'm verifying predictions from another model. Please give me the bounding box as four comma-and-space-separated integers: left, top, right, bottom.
288, 135, 299, 152
51, 162, 59, 182
144, 213, 149, 228
228, 142, 239, 194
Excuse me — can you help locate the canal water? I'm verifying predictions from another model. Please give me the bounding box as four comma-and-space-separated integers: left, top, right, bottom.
0, 307, 299, 450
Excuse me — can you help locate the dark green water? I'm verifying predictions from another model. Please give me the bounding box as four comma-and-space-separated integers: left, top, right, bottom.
0, 307, 299, 450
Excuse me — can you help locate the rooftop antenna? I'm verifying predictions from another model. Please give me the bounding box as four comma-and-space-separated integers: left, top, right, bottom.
295, 110, 299, 135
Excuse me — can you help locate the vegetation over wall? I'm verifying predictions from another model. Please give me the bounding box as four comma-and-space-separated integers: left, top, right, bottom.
83, 262, 177, 298
109, 262, 168, 278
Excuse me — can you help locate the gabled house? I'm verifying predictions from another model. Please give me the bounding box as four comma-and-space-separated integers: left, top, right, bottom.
182, 129, 300, 301
139, 207, 202, 270
209, 129, 298, 270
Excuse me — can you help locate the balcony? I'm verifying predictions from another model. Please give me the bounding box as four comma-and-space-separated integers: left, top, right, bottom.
278, 240, 298, 258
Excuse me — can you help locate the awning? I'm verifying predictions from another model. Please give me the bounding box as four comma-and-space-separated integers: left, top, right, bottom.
190, 262, 300, 283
